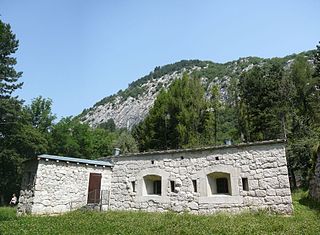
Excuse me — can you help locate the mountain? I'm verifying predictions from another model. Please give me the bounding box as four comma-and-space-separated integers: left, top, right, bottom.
78, 51, 314, 129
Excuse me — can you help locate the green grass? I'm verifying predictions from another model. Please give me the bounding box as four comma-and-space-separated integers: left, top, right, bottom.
0, 190, 319, 235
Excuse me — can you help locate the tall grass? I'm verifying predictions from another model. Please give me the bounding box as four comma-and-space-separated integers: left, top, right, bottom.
0, 190, 319, 235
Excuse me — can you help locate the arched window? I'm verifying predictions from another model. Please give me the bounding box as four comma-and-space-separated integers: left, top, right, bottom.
143, 175, 162, 195
207, 172, 231, 195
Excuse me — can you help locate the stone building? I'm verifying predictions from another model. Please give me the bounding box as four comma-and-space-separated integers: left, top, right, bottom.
18, 140, 293, 215
18, 155, 112, 215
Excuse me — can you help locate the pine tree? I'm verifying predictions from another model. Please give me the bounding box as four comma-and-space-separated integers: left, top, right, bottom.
239, 59, 284, 141
0, 20, 23, 98
134, 73, 209, 150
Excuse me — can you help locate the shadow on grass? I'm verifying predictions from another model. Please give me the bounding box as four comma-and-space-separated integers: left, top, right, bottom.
299, 194, 320, 215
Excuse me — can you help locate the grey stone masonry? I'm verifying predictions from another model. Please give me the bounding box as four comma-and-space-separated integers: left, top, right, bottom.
18, 140, 293, 215
18, 159, 111, 215
309, 152, 320, 202
109, 140, 293, 214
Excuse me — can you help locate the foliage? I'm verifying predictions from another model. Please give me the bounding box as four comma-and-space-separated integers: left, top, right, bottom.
239, 59, 286, 141
114, 131, 139, 154
133, 73, 211, 150
98, 118, 116, 132
24, 96, 56, 133
0, 20, 23, 98
49, 117, 137, 158
0, 19, 49, 204
0, 190, 320, 235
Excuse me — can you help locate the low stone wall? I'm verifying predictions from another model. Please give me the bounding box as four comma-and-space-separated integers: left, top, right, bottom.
18, 159, 111, 215
109, 142, 293, 214
309, 152, 320, 202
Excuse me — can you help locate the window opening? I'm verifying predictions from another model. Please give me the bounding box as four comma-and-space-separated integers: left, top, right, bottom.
170, 181, 175, 192
216, 178, 229, 194
143, 175, 162, 195
207, 172, 231, 195
192, 180, 197, 192
132, 181, 136, 192
242, 178, 249, 191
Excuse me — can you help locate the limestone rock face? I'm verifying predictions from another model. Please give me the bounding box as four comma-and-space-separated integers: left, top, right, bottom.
79, 53, 313, 129
82, 71, 182, 129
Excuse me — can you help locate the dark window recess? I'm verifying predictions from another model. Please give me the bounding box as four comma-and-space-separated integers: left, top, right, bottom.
192, 180, 197, 192
242, 178, 249, 191
153, 180, 161, 195
151, 160, 155, 164
170, 181, 175, 192
132, 181, 136, 192
216, 177, 229, 194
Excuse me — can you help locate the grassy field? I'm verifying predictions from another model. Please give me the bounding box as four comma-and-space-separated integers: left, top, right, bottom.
0, 190, 319, 235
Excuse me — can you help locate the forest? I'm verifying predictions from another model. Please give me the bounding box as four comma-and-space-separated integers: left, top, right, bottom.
1, 18, 320, 204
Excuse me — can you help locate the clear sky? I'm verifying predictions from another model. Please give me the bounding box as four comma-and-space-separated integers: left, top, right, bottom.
1, 0, 319, 119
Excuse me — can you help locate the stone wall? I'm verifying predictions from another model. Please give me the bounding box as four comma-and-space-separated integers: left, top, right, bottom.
309, 152, 320, 202
18, 160, 39, 214
18, 159, 111, 215
109, 142, 293, 214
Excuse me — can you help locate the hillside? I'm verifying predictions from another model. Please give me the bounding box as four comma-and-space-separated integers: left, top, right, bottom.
79, 51, 314, 129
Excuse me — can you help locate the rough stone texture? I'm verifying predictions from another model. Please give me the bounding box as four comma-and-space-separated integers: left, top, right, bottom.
18, 160, 111, 215
17, 160, 39, 214
109, 142, 293, 214
309, 152, 320, 202
18, 141, 293, 215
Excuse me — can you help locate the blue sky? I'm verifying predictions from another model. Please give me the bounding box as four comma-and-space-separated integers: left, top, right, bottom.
1, 0, 320, 119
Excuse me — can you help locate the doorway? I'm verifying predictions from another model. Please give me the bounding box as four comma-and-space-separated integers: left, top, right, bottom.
87, 173, 102, 203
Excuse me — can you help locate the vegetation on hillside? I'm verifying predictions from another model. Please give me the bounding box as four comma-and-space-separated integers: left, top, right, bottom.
0, 190, 319, 234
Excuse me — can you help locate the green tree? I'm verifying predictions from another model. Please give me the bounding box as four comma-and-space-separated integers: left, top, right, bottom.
49, 117, 120, 159
283, 55, 319, 188
114, 131, 139, 154
134, 73, 209, 150
0, 20, 23, 98
0, 19, 24, 204
25, 96, 56, 133
239, 59, 285, 141
0, 19, 48, 204
49, 117, 92, 158
98, 118, 116, 132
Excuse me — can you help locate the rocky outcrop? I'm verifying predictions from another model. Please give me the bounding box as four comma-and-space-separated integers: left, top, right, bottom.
79, 52, 313, 129
83, 71, 181, 129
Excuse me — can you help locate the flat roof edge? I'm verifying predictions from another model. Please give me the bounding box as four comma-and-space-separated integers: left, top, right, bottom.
106, 139, 286, 159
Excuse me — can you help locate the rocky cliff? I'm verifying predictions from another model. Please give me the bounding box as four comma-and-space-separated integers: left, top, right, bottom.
79, 51, 314, 129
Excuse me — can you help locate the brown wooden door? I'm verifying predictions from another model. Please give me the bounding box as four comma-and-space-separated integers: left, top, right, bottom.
87, 173, 102, 203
